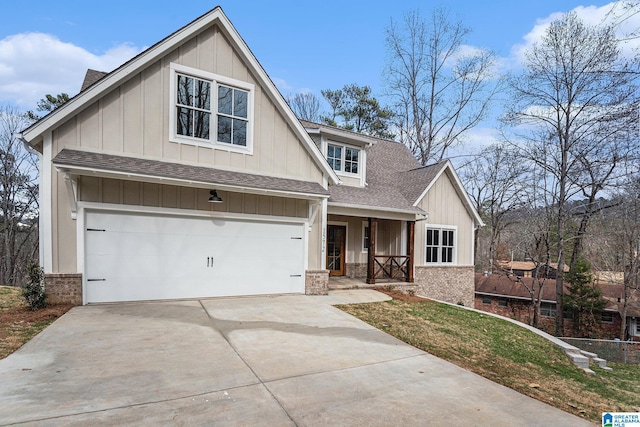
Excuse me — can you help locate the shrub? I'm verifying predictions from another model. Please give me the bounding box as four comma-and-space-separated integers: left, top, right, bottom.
22, 262, 47, 310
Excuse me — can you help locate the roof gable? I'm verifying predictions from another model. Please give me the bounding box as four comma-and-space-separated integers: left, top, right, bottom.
19, 7, 339, 184
413, 160, 484, 226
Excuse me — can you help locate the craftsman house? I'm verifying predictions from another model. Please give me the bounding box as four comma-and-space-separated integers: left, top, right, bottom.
19, 7, 482, 306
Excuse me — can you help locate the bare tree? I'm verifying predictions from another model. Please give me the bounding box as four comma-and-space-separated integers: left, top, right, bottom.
286, 92, 321, 123
384, 8, 501, 165
502, 12, 639, 335
461, 142, 525, 271
0, 105, 38, 286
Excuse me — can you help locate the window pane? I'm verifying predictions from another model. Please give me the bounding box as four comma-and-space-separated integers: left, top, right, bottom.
194, 111, 210, 139
345, 148, 359, 173
233, 119, 247, 146
195, 80, 211, 110
177, 75, 193, 106
442, 247, 453, 263
234, 89, 248, 118
218, 86, 232, 115
217, 116, 232, 143
328, 145, 342, 171
363, 226, 369, 250
177, 107, 192, 136
426, 229, 433, 246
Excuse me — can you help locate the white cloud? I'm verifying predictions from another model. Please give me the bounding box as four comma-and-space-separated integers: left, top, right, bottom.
510, 2, 640, 67
0, 32, 142, 108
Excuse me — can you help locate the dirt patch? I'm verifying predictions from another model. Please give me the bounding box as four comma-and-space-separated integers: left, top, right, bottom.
374, 287, 429, 302
0, 286, 73, 359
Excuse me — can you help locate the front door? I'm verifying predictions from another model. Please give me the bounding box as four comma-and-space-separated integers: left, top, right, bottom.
327, 225, 346, 276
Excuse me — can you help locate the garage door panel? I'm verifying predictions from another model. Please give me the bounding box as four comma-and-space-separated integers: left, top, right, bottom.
85, 211, 305, 303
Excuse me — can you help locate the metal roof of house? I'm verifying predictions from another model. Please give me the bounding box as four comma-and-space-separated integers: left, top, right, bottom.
53, 149, 329, 198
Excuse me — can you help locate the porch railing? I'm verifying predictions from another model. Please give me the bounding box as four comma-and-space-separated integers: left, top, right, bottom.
373, 255, 409, 281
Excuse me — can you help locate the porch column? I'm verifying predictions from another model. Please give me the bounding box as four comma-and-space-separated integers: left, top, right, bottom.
407, 221, 415, 283
367, 217, 378, 284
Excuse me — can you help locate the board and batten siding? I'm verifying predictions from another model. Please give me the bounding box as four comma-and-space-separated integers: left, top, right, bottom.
415, 171, 474, 266
46, 22, 327, 274
50, 24, 322, 183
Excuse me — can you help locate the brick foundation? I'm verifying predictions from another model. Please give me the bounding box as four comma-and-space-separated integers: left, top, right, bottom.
345, 263, 367, 279
44, 273, 83, 306
415, 266, 474, 307
305, 270, 329, 295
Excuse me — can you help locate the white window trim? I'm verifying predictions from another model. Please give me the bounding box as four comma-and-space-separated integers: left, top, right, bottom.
169, 63, 254, 154
361, 221, 378, 253
424, 224, 457, 265
327, 141, 361, 178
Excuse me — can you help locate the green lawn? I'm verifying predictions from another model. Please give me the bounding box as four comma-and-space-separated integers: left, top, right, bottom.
338, 295, 640, 423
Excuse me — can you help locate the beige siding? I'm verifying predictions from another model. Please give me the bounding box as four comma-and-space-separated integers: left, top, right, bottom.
415, 171, 474, 266
50, 24, 323, 184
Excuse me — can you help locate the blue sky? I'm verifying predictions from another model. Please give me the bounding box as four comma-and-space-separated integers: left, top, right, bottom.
0, 1, 635, 151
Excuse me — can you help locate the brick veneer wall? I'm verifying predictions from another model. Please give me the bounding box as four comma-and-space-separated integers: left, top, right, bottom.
474, 295, 624, 339
305, 270, 329, 295
415, 266, 474, 307
45, 273, 82, 306
345, 263, 367, 279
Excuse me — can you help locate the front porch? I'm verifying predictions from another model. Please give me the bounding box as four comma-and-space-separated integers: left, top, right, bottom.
328, 276, 419, 293
326, 215, 415, 285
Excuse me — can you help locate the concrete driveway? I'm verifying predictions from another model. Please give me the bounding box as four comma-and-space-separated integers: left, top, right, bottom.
0, 290, 591, 426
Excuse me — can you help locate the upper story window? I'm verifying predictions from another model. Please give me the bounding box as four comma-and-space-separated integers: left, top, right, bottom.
425, 227, 455, 264
327, 143, 359, 175
171, 63, 253, 152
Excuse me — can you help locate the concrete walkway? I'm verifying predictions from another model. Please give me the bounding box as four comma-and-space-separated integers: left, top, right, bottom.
0, 290, 592, 426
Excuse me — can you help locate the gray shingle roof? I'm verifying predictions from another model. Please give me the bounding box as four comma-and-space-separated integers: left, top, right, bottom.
80, 69, 108, 92
53, 149, 329, 197
325, 137, 447, 213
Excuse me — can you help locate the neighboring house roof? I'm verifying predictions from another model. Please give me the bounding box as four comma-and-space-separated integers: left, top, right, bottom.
80, 69, 108, 92
475, 273, 638, 315
497, 260, 569, 272
475, 273, 559, 303
18, 7, 339, 185
53, 149, 329, 198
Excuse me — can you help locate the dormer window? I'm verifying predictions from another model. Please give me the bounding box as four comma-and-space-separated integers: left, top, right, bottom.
328, 143, 360, 175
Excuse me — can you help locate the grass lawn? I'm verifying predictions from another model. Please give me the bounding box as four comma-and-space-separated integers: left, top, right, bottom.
338, 290, 640, 424
0, 285, 72, 359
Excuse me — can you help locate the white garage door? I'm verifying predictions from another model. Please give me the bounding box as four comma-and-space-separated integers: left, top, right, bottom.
85, 211, 305, 303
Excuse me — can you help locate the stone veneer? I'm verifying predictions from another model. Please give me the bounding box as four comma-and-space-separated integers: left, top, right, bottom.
345, 263, 367, 279
305, 270, 329, 295
44, 273, 83, 306
414, 266, 474, 307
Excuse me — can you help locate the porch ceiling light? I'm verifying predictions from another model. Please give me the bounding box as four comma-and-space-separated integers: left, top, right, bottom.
208, 189, 223, 203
